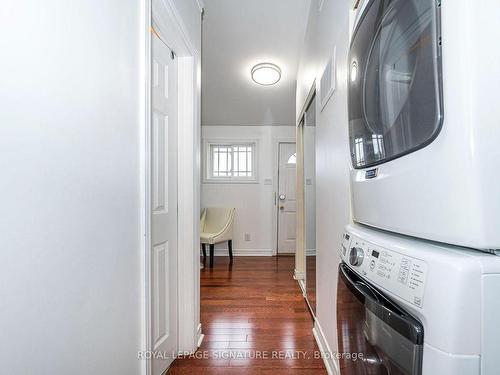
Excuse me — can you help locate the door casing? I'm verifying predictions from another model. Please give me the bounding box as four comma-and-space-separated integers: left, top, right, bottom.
276, 142, 298, 255
294, 81, 316, 285
272, 136, 296, 256
140, 1, 203, 374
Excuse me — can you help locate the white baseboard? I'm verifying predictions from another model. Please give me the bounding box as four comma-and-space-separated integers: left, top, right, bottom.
196, 323, 204, 348
200, 248, 273, 257
298, 279, 306, 296
312, 320, 340, 375
306, 248, 316, 256
293, 268, 305, 280
296, 276, 315, 318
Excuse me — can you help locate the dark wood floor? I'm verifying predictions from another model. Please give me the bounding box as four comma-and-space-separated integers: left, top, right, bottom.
168, 256, 327, 374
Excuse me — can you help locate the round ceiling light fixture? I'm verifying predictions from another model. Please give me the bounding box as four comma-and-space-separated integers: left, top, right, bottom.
251, 63, 282, 86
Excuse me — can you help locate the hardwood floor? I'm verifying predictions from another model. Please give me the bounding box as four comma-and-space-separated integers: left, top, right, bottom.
168, 256, 327, 374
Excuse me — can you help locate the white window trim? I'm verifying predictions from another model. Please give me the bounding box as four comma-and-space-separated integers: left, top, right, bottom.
203, 139, 259, 184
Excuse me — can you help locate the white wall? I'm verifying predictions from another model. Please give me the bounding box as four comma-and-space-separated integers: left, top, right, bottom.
201, 126, 296, 255
296, 0, 352, 366
201, 0, 310, 127
0, 0, 200, 374
173, 0, 202, 50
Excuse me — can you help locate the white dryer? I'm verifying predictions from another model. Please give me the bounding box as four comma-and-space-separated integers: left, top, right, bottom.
348, 0, 500, 250
337, 223, 500, 375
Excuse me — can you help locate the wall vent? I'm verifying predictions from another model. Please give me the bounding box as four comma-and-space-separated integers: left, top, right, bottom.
320, 46, 336, 112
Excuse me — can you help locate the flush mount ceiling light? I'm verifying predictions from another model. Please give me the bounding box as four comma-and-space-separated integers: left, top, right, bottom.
251, 63, 281, 86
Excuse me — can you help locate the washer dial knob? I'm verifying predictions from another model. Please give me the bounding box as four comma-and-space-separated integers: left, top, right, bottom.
349, 247, 364, 267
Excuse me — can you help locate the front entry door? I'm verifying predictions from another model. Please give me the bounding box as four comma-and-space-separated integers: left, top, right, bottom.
151, 33, 178, 374
277, 142, 297, 254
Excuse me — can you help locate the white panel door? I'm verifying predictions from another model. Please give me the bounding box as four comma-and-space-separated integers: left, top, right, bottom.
277, 142, 297, 254
151, 34, 178, 375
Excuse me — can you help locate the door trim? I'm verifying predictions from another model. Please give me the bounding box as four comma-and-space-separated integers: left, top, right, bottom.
272, 139, 296, 256
141, 1, 202, 374
297, 80, 316, 126
295, 82, 316, 283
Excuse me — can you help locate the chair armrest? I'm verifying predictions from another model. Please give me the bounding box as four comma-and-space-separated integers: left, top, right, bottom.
200, 208, 207, 232
209, 208, 235, 243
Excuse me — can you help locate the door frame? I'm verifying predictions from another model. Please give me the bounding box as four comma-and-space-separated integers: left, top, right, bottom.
140, 1, 203, 374
295, 81, 316, 287
272, 138, 296, 256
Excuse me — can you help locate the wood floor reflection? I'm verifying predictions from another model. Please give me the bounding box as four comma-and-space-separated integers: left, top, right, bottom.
168, 256, 327, 374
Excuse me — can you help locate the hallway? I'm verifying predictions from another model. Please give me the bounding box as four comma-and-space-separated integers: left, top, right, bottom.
168, 257, 327, 374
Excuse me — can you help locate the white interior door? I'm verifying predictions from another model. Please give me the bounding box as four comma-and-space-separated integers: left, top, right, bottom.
151, 33, 178, 374
277, 142, 297, 254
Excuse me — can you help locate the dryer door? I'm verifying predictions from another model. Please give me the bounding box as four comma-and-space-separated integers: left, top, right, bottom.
337, 263, 424, 375
348, 0, 442, 169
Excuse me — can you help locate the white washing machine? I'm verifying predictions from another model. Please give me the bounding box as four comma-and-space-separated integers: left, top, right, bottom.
337, 223, 500, 375
348, 0, 500, 251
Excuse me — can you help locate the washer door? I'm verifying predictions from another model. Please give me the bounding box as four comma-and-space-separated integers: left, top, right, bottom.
337, 263, 424, 375
348, 0, 442, 168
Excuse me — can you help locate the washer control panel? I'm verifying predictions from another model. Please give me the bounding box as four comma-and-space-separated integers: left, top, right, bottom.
340, 231, 428, 308
349, 246, 364, 266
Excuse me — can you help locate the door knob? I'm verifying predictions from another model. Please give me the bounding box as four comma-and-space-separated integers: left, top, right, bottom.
279, 194, 286, 201
279, 206, 285, 210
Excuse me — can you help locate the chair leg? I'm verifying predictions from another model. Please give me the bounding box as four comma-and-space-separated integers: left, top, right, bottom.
202, 244, 206, 258
228, 240, 233, 260
209, 244, 215, 268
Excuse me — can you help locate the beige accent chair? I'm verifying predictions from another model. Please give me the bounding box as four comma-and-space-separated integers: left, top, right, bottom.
200, 207, 235, 268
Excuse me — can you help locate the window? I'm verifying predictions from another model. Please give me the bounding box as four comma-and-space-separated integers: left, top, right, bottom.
372, 134, 385, 161
205, 141, 258, 182
287, 153, 297, 165
354, 138, 365, 166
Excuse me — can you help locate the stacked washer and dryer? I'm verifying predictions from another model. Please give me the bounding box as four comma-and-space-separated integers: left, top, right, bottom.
338, 0, 500, 374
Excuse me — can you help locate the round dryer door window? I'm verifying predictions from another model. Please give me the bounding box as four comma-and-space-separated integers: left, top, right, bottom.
348, 0, 443, 168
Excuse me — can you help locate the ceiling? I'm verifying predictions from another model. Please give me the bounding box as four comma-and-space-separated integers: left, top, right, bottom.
202, 0, 310, 126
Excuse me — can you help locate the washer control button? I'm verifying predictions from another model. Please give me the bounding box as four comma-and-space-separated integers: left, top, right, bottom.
349, 247, 364, 267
